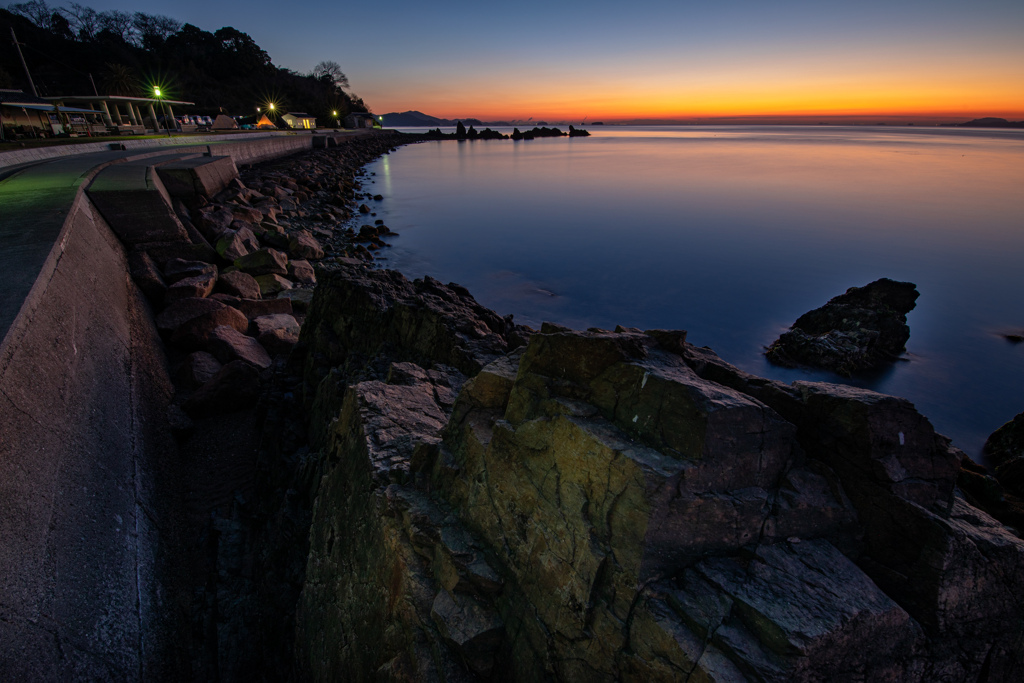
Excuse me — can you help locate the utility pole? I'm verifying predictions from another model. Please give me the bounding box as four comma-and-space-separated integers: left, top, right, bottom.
11, 28, 39, 98
88, 73, 99, 97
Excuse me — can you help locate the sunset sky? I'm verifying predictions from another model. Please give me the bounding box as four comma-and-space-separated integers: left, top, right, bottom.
56, 0, 1024, 122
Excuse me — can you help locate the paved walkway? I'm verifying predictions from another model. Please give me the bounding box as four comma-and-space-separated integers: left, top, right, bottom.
0, 150, 133, 342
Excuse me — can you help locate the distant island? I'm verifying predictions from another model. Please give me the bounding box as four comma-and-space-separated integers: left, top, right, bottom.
415, 122, 590, 140
942, 117, 1024, 129
380, 110, 592, 128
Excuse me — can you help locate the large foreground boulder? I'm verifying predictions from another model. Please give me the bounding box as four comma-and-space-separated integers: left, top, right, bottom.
766, 278, 919, 376
287, 267, 1023, 682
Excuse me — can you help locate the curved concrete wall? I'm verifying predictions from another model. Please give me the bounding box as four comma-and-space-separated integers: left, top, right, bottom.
0, 189, 187, 679
0, 132, 371, 678
0, 131, 303, 169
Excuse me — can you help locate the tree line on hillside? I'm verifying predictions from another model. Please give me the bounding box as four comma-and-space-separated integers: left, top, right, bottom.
0, 1, 368, 124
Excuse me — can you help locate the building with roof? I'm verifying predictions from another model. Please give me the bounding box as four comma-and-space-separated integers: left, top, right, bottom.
344, 112, 380, 130
281, 112, 317, 129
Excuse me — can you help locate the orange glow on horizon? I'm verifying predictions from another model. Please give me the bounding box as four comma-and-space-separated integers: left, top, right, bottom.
364, 61, 1024, 123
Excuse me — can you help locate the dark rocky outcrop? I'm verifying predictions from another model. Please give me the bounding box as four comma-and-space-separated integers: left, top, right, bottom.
766, 278, 919, 375
421, 125, 510, 140
239, 264, 1024, 682
510, 126, 577, 140
984, 411, 1024, 497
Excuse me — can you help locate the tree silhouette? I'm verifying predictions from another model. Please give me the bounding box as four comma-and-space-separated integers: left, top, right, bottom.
311, 60, 349, 89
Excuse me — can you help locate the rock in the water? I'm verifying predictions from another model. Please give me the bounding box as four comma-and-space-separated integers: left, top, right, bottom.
183, 360, 262, 416
766, 278, 919, 376
206, 325, 273, 368
216, 270, 262, 300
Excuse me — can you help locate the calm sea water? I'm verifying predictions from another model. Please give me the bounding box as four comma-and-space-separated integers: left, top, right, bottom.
361, 125, 1024, 459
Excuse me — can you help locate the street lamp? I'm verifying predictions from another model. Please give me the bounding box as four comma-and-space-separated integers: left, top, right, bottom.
154, 86, 171, 137
332, 110, 338, 128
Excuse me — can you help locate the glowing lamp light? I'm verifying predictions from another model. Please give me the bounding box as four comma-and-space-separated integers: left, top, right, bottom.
153, 87, 161, 98
332, 110, 337, 116
269, 103, 275, 111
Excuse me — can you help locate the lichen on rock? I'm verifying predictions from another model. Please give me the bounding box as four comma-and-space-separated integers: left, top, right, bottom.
283, 265, 1023, 682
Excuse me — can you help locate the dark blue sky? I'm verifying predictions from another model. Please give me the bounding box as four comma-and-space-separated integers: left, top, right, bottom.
32, 0, 1024, 119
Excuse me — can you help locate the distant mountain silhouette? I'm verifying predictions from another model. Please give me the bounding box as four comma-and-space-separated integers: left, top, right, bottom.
380, 111, 487, 127
945, 117, 1024, 129
380, 111, 453, 127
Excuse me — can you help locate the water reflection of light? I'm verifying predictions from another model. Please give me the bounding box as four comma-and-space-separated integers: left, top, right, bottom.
381, 153, 391, 196
369, 126, 1024, 457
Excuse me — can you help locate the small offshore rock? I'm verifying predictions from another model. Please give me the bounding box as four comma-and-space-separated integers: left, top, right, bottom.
766, 278, 919, 376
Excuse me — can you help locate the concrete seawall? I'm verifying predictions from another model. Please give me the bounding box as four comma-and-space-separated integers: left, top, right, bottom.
0, 131, 372, 678
0, 131, 310, 170
0, 188, 186, 678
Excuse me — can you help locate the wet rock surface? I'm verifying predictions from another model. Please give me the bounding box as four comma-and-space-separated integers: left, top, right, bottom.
766, 278, 919, 376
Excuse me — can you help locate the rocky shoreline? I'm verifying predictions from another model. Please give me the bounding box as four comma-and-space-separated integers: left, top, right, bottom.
284, 264, 1022, 681
132, 136, 1024, 680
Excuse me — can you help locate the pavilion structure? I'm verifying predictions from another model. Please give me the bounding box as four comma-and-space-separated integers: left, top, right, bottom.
43, 94, 195, 133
